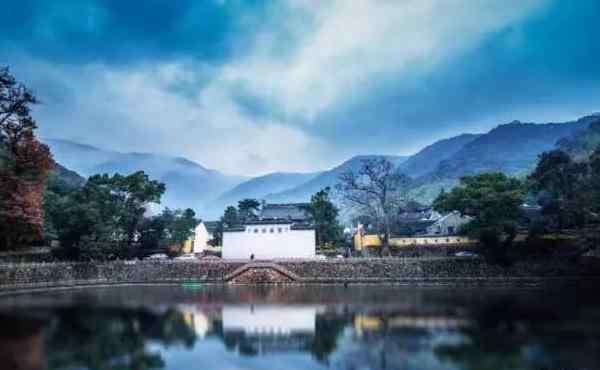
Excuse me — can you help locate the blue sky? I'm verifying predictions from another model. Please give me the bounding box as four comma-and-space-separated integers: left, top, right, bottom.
2, 0, 600, 176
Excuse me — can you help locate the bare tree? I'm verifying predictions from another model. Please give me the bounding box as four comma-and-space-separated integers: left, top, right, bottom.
336, 158, 411, 256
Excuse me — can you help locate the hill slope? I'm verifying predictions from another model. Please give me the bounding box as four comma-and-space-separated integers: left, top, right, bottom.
428, 115, 596, 180
557, 114, 600, 160
267, 155, 408, 203
398, 134, 481, 178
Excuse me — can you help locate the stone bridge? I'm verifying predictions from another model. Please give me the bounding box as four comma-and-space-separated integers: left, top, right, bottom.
224, 262, 303, 284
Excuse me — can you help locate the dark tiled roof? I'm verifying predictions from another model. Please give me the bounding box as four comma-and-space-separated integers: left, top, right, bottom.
223, 227, 245, 232
259, 203, 310, 221
203, 221, 220, 233
244, 219, 295, 225
291, 224, 315, 230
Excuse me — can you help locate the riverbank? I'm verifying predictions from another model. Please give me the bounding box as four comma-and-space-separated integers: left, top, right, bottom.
1, 257, 599, 291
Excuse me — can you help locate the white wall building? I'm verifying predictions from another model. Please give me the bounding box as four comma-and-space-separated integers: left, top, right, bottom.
191, 222, 211, 254
222, 221, 315, 259
426, 211, 472, 236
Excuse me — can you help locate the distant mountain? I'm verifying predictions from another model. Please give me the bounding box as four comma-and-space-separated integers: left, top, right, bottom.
51, 162, 86, 189
397, 134, 481, 178
427, 115, 596, 180
214, 171, 321, 208
557, 114, 600, 160
44, 139, 247, 217
267, 155, 409, 203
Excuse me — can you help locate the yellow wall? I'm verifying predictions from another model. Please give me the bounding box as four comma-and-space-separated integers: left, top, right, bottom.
354, 234, 476, 250
181, 240, 194, 254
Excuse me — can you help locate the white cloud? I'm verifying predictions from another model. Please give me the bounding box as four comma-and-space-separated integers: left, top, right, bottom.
33, 61, 329, 176
220, 0, 548, 120
29, 0, 550, 176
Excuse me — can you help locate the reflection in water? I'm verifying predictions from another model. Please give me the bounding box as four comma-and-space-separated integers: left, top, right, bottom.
1, 285, 599, 370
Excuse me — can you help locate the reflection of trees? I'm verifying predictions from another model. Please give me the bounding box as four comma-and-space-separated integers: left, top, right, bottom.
46, 306, 197, 370
307, 314, 349, 362
0, 314, 46, 370
434, 297, 600, 370
339, 315, 434, 370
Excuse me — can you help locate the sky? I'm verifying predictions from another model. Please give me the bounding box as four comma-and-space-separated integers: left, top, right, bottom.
2, 0, 600, 176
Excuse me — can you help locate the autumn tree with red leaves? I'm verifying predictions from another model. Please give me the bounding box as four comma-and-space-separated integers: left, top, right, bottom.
0, 67, 53, 249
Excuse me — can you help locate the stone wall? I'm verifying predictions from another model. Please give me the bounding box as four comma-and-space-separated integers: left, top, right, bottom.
0, 257, 598, 291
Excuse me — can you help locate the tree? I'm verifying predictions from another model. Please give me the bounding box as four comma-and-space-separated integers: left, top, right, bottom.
237, 198, 260, 222
305, 187, 343, 247
590, 147, 600, 214
0, 66, 52, 249
337, 158, 412, 256
47, 171, 165, 259
139, 208, 198, 255
211, 206, 240, 247
221, 206, 240, 228
89, 171, 166, 243
528, 149, 590, 231
528, 147, 600, 256
433, 172, 526, 264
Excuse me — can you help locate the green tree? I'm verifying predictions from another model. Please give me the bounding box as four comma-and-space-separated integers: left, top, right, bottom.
529, 147, 600, 255
211, 206, 241, 247
590, 147, 600, 214
528, 150, 589, 230
94, 171, 166, 243
47, 171, 165, 259
221, 206, 240, 228
139, 208, 198, 255
433, 173, 526, 263
237, 198, 260, 222
305, 187, 343, 247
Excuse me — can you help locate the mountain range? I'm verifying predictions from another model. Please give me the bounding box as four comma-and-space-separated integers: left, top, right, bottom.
46, 113, 600, 219
45, 139, 247, 217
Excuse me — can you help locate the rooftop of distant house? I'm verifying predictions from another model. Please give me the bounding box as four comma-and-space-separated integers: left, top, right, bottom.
258, 202, 310, 222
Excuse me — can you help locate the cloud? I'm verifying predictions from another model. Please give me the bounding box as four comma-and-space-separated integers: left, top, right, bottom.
30, 61, 328, 176
5, 0, 600, 176
219, 0, 548, 120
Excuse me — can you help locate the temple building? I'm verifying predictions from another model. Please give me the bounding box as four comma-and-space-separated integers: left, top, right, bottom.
222, 203, 315, 260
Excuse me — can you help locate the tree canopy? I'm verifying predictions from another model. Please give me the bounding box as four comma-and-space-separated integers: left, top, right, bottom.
0, 66, 52, 249
46, 171, 166, 260
237, 198, 260, 223
433, 172, 526, 263
528, 149, 591, 230
304, 187, 343, 247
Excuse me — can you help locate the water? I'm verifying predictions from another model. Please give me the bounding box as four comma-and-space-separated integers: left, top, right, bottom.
0, 284, 599, 370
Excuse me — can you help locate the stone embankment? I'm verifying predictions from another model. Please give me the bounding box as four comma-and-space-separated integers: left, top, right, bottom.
1, 257, 599, 291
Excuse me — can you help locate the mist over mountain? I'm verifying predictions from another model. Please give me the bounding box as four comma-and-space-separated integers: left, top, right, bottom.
43, 114, 600, 218
266, 155, 409, 203
214, 171, 321, 209
44, 139, 247, 217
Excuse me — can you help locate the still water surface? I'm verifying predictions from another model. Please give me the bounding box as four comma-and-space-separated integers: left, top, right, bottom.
0, 284, 599, 370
